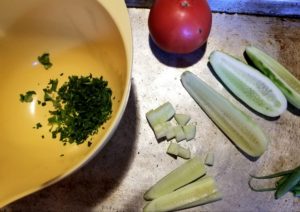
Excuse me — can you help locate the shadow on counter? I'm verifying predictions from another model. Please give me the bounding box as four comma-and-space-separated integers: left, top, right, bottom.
149, 35, 207, 68
6, 83, 139, 211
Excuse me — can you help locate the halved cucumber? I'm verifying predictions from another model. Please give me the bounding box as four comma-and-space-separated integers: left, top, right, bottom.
209, 51, 287, 117
181, 71, 269, 158
245, 46, 300, 109
144, 157, 206, 200
144, 176, 221, 212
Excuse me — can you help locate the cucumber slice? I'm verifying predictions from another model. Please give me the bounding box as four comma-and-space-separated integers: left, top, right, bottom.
146, 102, 175, 128
167, 142, 191, 159
144, 157, 206, 200
166, 125, 176, 141
144, 176, 221, 212
209, 51, 287, 117
166, 142, 179, 156
245, 46, 300, 109
205, 152, 214, 166
174, 126, 185, 142
177, 146, 191, 159
181, 71, 269, 158
183, 125, 196, 141
174, 114, 191, 125
153, 122, 172, 140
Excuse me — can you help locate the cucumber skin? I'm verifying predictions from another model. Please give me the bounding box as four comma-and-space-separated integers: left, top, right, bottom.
181, 71, 269, 158
209, 51, 287, 117
245, 46, 300, 109
144, 157, 206, 201
143, 176, 221, 212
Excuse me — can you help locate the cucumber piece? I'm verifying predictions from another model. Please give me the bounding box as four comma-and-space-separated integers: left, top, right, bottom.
144, 176, 221, 212
174, 126, 185, 142
167, 142, 191, 159
177, 146, 191, 159
181, 71, 269, 158
245, 46, 300, 109
153, 122, 172, 140
146, 102, 176, 128
166, 125, 176, 141
205, 152, 214, 166
166, 142, 179, 156
174, 114, 191, 125
144, 157, 206, 200
209, 51, 287, 117
183, 124, 196, 141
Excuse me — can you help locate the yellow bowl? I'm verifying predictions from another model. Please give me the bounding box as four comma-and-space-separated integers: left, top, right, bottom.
0, 0, 132, 207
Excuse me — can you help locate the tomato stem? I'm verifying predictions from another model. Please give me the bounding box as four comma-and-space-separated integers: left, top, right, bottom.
181, 1, 189, 7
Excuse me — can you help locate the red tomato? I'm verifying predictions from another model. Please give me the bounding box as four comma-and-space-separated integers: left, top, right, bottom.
148, 0, 212, 54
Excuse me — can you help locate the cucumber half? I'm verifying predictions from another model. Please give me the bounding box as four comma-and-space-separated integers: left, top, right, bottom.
245, 46, 300, 109
209, 51, 287, 117
181, 71, 269, 158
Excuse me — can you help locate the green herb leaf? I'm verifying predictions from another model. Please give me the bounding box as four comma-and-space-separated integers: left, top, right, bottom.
34, 122, 42, 129
20, 91, 36, 103
38, 53, 52, 70
49, 79, 58, 92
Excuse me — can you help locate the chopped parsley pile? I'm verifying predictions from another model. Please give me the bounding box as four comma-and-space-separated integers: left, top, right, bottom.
20, 53, 113, 145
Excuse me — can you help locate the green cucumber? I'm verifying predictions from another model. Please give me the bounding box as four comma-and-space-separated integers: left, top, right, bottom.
166, 125, 176, 140
144, 176, 221, 212
209, 51, 287, 117
166, 142, 178, 156
174, 126, 185, 142
174, 114, 191, 125
177, 146, 191, 159
205, 152, 214, 166
245, 46, 300, 109
153, 122, 172, 140
181, 71, 269, 158
146, 102, 175, 128
166, 142, 191, 159
144, 157, 206, 200
182, 124, 196, 141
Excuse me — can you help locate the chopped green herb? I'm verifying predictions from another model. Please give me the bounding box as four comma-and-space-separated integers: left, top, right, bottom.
60, 154, 64, 157
20, 91, 36, 103
49, 79, 58, 92
38, 53, 52, 70
60, 73, 64, 76
41, 102, 47, 106
34, 123, 42, 129
37, 100, 42, 105
88, 141, 92, 147
43, 89, 52, 101
47, 74, 112, 145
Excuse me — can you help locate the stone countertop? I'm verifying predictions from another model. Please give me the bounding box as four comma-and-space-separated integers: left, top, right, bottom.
4, 9, 300, 212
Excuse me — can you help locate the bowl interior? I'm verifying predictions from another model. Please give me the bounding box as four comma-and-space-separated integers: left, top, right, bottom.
0, 0, 131, 206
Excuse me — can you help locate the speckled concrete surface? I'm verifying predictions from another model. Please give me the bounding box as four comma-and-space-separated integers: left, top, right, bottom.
3, 9, 300, 212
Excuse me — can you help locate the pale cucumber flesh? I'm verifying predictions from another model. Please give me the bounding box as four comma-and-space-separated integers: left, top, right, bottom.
166, 142, 178, 156
153, 122, 172, 140
177, 146, 191, 159
166, 142, 191, 159
205, 152, 214, 166
174, 125, 186, 142
146, 102, 175, 128
245, 46, 300, 109
174, 114, 191, 125
181, 71, 269, 158
209, 51, 287, 117
143, 176, 221, 212
182, 125, 196, 141
144, 157, 206, 200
